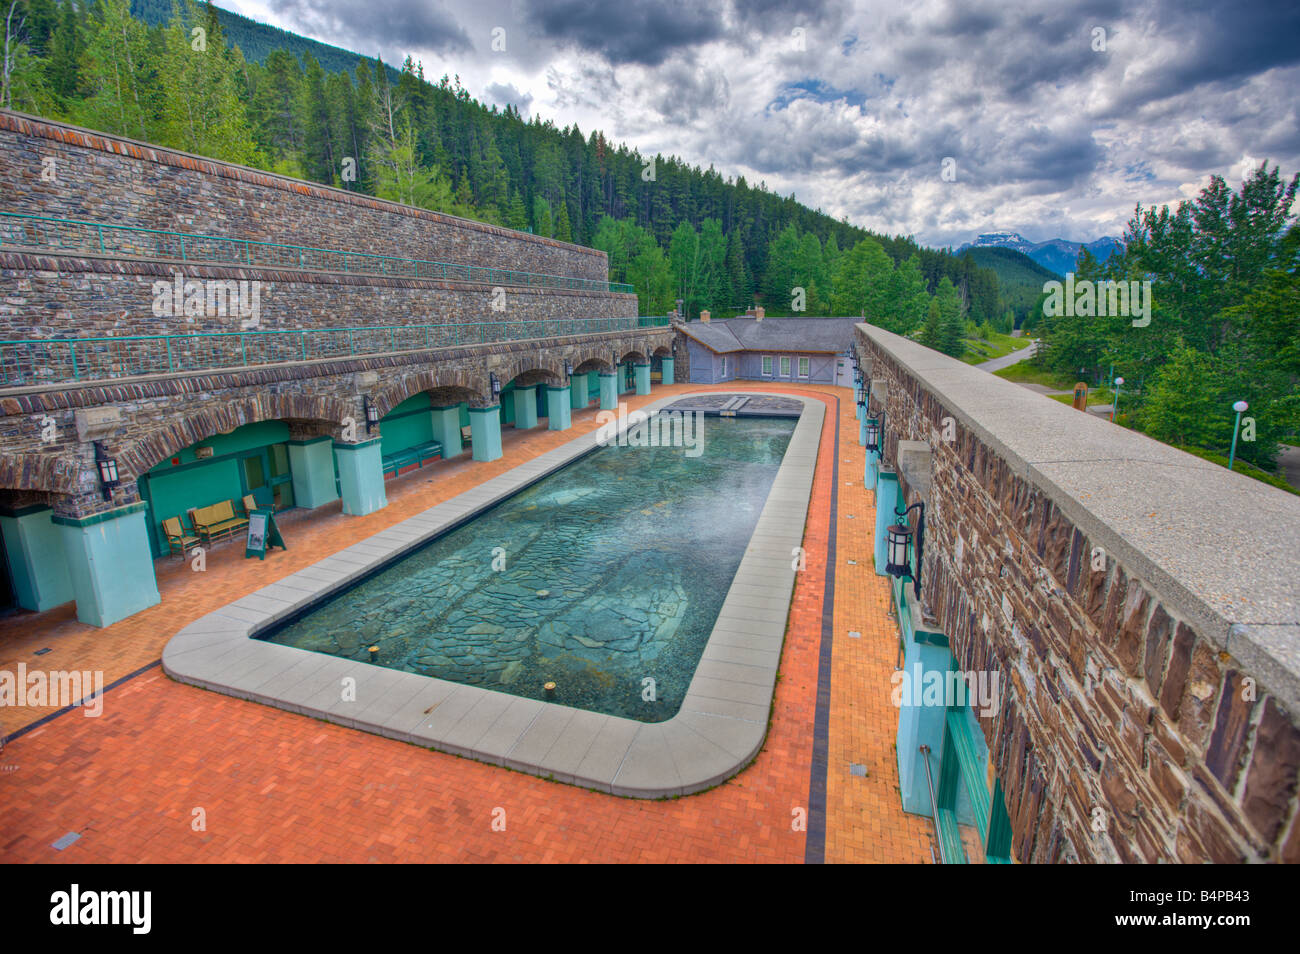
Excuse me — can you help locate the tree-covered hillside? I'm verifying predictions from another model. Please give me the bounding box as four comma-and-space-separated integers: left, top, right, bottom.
127, 0, 395, 77
961, 246, 1062, 326
0, 0, 1007, 331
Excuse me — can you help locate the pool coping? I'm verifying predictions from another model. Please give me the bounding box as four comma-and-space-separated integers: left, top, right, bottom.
162, 391, 825, 798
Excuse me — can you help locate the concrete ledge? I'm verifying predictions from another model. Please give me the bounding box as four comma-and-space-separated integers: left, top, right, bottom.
858, 322, 1300, 713
163, 390, 825, 797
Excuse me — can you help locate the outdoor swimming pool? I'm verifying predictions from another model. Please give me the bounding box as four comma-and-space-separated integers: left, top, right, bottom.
262, 414, 797, 721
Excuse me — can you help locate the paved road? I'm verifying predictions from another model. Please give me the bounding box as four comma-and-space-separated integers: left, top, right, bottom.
1278, 444, 1300, 491
976, 339, 1038, 372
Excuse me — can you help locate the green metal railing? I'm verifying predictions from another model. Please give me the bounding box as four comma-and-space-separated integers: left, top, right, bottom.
0, 211, 636, 295
0, 316, 672, 387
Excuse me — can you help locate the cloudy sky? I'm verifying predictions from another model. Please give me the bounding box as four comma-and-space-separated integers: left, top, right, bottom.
225, 0, 1300, 248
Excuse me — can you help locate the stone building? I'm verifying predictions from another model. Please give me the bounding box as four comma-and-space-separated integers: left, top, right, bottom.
0, 111, 670, 627
678, 316, 858, 387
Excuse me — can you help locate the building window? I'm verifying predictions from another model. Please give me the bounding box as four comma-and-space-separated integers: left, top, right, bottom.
780, 356, 791, 377
798, 356, 810, 378
762, 355, 773, 376
720, 356, 728, 378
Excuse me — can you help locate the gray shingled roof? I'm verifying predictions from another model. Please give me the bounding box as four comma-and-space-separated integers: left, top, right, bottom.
680, 317, 859, 354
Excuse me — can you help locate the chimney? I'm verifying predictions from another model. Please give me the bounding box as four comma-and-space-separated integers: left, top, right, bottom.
755, 306, 764, 322
700, 310, 710, 323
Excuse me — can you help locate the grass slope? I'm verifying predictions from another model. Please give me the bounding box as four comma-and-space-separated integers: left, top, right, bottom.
959, 329, 1032, 364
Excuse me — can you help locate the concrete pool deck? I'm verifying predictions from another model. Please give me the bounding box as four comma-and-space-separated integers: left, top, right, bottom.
161, 393, 825, 797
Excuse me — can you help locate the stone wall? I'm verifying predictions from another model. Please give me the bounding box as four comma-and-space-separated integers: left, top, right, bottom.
0, 110, 609, 282
857, 324, 1300, 864
0, 250, 637, 340
0, 326, 673, 518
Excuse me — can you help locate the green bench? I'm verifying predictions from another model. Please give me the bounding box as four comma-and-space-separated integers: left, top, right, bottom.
382, 440, 443, 479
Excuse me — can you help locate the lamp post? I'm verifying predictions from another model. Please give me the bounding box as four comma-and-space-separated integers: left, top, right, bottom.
1228, 400, 1249, 470
490, 372, 502, 400
1111, 376, 1124, 422
864, 418, 880, 453
363, 395, 380, 434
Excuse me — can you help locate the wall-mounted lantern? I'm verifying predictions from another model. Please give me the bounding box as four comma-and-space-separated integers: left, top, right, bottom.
564, 360, 574, 380
490, 372, 502, 399
93, 441, 119, 501
885, 502, 925, 599
865, 419, 880, 453
363, 395, 380, 434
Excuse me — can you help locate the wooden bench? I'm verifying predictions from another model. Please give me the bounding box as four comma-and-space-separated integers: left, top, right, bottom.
190, 499, 251, 544
381, 440, 443, 479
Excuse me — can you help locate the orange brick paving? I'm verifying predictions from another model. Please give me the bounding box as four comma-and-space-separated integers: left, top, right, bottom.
824, 405, 933, 863
0, 381, 930, 863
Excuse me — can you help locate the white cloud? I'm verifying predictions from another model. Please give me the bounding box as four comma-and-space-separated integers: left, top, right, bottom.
223, 0, 1300, 247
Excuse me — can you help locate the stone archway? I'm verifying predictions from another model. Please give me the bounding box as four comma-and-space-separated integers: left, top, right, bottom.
117, 393, 353, 481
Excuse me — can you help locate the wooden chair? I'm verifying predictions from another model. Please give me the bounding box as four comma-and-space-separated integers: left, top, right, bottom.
163, 517, 199, 558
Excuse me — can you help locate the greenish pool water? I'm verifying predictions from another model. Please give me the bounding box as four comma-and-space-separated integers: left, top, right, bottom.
263, 414, 797, 721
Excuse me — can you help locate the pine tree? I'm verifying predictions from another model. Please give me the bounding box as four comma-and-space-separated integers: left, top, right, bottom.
505, 190, 528, 230
532, 195, 553, 238
553, 197, 572, 242
725, 228, 752, 307
73, 0, 153, 140
156, 0, 258, 165
919, 298, 941, 349
299, 52, 335, 182
889, 254, 930, 334
49, 0, 82, 100
934, 276, 966, 356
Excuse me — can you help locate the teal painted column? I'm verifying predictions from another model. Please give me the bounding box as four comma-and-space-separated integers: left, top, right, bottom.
545, 385, 572, 431
855, 385, 864, 420
865, 447, 881, 488
287, 436, 339, 510
333, 438, 387, 516
469, 405, 503, 462
0, 505, 73, 612
430, 405, 463, 457
660, 356, 675, 385
874, 471, 899, 575
54, 502, 160, 627
512, 385, 539, 429
859, 412, 869, 446
599, 372, 619, 411
634, 362, 651, 395
569, 373, 589, 410
897, 629, 954, 816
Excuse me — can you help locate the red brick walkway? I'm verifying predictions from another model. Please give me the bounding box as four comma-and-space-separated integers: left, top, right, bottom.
0, 383, 926, 862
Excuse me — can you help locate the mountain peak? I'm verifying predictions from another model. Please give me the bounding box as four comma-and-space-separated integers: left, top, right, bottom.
972, 231, 1029, 247
957, 231, 1123, 274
